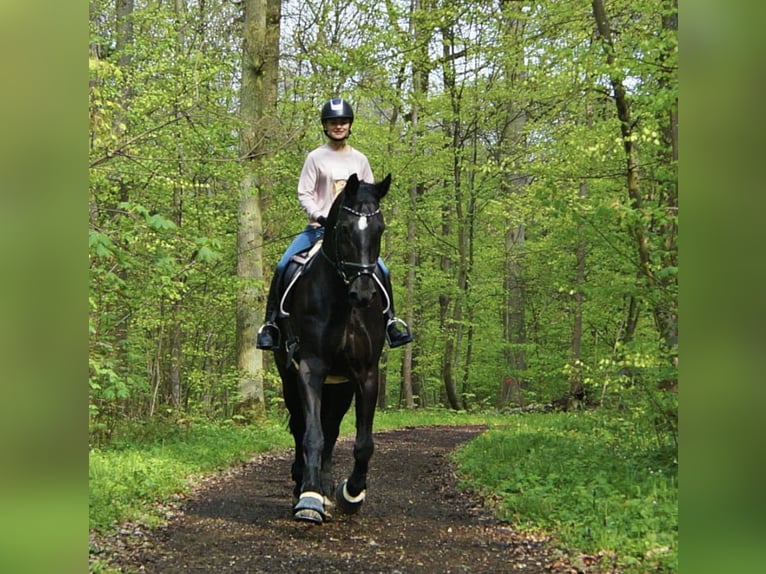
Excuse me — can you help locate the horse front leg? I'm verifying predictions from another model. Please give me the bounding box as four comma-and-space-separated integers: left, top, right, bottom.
336, 369, 378, 515
282, 372, 305, 502
319, 382, 355, 513
293, 357, 329, 524
289, 410, 305, 502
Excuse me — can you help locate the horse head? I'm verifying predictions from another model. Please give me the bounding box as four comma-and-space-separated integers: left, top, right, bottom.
324, 173, 391, 308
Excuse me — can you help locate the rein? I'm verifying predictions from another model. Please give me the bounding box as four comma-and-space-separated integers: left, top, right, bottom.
321, 205, 381, 285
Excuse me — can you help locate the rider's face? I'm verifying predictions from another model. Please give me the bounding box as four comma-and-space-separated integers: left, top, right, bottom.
323, 118, 351, 140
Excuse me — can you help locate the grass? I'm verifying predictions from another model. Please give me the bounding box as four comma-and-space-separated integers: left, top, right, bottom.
89, 419, 292, 532
452, 410, 678, 572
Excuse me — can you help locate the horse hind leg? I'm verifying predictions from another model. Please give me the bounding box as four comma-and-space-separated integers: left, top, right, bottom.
319, 446, 336, 515
314, 433, 336, 519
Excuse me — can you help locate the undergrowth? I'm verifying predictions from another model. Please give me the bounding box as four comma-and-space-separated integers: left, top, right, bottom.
452, 410, 678, 573
89, 419, 291, 532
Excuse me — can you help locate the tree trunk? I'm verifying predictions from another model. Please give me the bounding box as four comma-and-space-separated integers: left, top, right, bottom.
501, 221, 526, 408
377, 368, 387, 410
437, 17, 466, 411
398, 202, 416, 408
114, 0, 134, 417
497, 6, 528, 409
655, 0, 679, 375
460, 138, 479, 409
592, 0, 678, 371
167, 0, 186, 412
236, 184, 265, 420
398, 0, 430, 409
236, 0, 281, 421
569, 179, 587, 402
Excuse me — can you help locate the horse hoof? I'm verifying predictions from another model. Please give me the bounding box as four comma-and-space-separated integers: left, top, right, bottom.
294, 508, 324, 524
335, 480, 366, 515
294, 491, 326, 523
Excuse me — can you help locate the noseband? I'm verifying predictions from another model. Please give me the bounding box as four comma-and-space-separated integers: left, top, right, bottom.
322, 205, 381, 285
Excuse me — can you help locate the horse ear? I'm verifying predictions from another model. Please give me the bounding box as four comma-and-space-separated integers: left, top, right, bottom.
377, 173, 391, 199
345, 173, 360, 196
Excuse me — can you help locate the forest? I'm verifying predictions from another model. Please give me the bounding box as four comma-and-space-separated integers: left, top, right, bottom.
88, 0, 677, 442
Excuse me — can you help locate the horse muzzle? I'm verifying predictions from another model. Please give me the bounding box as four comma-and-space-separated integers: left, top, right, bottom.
348, 273, 377, 307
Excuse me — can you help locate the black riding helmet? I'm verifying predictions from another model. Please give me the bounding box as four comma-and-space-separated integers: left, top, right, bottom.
320, 98, 354, 124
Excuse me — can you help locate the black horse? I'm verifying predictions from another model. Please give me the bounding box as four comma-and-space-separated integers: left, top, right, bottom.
273, 173, 391, 523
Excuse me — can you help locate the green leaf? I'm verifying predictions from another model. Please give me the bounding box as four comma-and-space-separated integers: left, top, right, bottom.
146, 213, 177, 231
194, 245, 220, 262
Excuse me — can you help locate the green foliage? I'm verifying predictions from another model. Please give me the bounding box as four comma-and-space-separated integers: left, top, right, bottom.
374, 407, 506, 431
87, 1, 677, 568
89, 0, 246, 434
89, 0, 676, 432
453, 410, 677, 572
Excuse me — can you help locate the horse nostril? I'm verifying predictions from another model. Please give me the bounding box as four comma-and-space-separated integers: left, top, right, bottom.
350, 293, 368, 307
348, 276, 377, 307
349, 288, 373, 308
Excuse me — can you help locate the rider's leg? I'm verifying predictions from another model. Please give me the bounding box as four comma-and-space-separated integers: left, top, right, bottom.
255, 266, 286, 350
256, 226, 322, 350
377, 258, 413, 348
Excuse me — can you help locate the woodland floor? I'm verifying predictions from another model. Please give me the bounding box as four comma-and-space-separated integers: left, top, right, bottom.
90, 425, 608, 573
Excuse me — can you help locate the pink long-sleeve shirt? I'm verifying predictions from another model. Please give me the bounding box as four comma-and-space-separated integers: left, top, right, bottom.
297, 143, 374, 224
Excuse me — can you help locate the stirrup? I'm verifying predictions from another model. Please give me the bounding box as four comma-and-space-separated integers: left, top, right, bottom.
385, 317, 413, 348
256, 322, 281, 350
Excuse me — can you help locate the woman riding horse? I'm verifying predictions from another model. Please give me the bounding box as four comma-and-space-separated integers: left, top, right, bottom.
256, 98, 412, 350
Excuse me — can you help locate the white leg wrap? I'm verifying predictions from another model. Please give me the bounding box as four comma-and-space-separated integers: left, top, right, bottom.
342, 482, 366, 504
299, 491, 325, 503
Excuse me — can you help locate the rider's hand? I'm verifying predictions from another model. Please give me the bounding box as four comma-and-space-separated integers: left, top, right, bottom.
316, 215, 327, 227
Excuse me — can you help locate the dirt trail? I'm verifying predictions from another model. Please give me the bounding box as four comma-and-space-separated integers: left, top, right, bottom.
92, 426, 588, 573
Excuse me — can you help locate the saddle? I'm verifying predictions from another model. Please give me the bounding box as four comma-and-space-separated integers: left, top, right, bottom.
277, 239, 323, 318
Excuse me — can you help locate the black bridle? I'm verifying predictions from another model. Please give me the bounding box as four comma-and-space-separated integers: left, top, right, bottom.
321, 205, 382, 285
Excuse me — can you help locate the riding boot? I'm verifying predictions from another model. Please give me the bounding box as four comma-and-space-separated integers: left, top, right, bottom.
256, 268, 284, 350
378, 267, 413, 348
